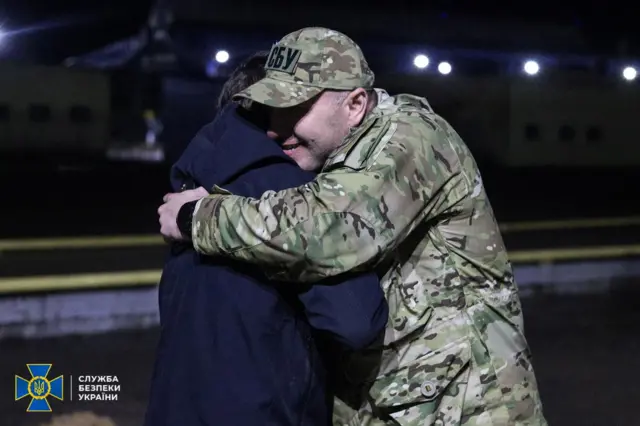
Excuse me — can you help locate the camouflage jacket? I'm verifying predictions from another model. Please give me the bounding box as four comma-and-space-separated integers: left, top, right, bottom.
191, 91, 546, 425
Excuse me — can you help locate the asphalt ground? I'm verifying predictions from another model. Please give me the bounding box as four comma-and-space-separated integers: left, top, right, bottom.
2, 291, 640, 426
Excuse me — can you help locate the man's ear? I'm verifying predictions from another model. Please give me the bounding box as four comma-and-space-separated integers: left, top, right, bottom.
344, 88, 369, 127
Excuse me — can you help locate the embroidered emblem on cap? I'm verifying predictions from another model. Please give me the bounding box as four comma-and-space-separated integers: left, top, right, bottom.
265, 44, 301, 74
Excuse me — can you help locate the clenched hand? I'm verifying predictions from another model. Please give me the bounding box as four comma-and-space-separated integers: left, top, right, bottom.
158, 187, 209, 241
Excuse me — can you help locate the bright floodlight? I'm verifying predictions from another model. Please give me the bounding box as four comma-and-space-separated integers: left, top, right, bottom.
215, 50, 229, 64
437, 61, 451, 75
622, 66, 637, 81
523, 60, 540, 75
413, 54, 429, 69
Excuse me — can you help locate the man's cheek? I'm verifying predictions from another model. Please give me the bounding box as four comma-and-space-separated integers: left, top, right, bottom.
293, 149, 319, 171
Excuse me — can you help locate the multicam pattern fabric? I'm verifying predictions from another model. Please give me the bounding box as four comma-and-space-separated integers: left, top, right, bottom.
232, 27, 375, 108
191, 90, 547, 425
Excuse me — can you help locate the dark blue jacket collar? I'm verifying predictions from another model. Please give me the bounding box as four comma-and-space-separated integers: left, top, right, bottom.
170, 104, 292, 191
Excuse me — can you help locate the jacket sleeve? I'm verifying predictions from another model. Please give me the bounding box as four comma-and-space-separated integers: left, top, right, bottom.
298, 272, 387, 350
191, 114, 469, 282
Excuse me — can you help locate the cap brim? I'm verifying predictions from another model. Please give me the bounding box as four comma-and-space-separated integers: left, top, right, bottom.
232, 77, 324, 108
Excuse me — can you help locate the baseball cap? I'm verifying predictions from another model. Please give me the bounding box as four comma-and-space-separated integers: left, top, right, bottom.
232, 27, 375, 108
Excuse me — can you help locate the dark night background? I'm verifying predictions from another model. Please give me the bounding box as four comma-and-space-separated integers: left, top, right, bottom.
1, 1, 640, 425
3, 0, 639, 62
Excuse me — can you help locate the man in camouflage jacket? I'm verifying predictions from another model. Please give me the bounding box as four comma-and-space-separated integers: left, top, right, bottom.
158, 27, 547, 426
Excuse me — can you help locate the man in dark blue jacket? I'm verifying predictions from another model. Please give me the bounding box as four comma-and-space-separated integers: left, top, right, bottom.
144, 52, 387, 426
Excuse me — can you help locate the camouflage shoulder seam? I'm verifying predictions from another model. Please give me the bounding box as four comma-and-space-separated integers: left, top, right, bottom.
431, 113, 474, 191
363, 120, 398, 171
374, 111, 472, 197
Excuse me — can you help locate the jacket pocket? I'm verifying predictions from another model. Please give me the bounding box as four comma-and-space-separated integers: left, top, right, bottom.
370, 339, 472, 424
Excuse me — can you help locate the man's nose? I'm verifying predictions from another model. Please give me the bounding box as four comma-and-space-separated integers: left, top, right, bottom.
266, 130, 279, 140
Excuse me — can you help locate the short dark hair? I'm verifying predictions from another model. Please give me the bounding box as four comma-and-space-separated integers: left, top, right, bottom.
216, 51, 269, 111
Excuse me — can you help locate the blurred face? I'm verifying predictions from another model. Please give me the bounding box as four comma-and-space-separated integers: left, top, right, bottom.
267, 89, 370, 171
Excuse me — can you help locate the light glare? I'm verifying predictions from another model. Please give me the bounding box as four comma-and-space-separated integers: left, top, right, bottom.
215, 50, 229, 64
413, 54, 429, 69
523, 60, 540, 75
622, 66, 637, 81
437, 61, 451, 75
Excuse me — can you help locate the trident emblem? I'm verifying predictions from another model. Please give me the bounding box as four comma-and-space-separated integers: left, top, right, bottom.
15, 364, 63, 412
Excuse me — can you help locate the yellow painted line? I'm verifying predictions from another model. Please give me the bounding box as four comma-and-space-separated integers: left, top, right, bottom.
508, 244, 640, 263
1, 216, 639, 252
499, 216, 640, 232
0, 270, 161, 294
0, 245, 638, 294
0, 235, 163, 251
